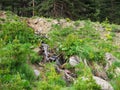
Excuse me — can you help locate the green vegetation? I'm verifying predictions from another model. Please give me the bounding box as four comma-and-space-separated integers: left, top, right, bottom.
47, 20, 118, 63
73, 63, 101, 90
0, 11, 120, 90
36, 63, 66, 90
0, 21, 39, 44
0, 14, 40, 90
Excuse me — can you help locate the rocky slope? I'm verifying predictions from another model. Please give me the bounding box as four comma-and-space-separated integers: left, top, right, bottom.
1, 11, 120, 90
26, 16, 120, 90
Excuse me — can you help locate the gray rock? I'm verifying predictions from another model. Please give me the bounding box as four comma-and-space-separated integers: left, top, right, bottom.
69, 55, 81, 67
34, 69, 40, 77
105, 53, 116, 61
93, 76, 114, 90
42, 44, 49, 62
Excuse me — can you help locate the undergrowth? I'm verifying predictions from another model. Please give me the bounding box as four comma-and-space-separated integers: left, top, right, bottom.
0, 13, 41, 90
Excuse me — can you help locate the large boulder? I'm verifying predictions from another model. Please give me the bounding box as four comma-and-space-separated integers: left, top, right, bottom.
93, 76, 114, 90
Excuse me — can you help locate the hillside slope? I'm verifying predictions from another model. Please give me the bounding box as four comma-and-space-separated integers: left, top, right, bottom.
0, 11, 120, 90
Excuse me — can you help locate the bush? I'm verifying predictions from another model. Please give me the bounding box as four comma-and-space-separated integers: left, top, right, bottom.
0, 42, 31, 68
18, 64, 36, 81
30, 52, 43, 64
0, 21, 40, 44
111, 76, 120, 90
73, 63, 101, 90
0, 73, 31, 90
73, 76, 101, 90
0, 41, 38, 89
59, 34, 104, 62
47, 25, 74, 47
36, 64, 66, 90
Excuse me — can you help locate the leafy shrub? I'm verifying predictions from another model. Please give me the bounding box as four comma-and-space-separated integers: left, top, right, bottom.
18, 64, 36, 81
30, 52, 43, 64
36, 64, 66, 90
111, 76, 120, 90
0, 73, 31, 90
97, 41, 117, 52
0, 43, 31, 67
73, 63, 101, 90
37, 81, 62, 90
74, 76, 101, 90
0, 42, 36, 80
0, 41, 37, 89
60, 34, 104, 62
0, 21, 40, 44
47, 25, 73, 47
60, 34, 87, 58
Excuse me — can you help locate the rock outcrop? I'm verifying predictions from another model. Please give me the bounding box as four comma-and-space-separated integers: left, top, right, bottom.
93, 76, 114, 90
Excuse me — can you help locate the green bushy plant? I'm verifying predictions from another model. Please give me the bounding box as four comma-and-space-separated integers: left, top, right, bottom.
60, 34, 104, 62
0, 41, 37, 89
30, 52, 43, 64
47, 25, 74, 47
60, 34, 82, 56
73, 76, 101, 90
111, 76, 120, 90
73, 63, 101, 90
17, 64, 36, 81
0, 73, 31, 90
36, 63, 66, 90
0, 12, 43, 89
97, 41, 117, 52
0, 21, 40, 44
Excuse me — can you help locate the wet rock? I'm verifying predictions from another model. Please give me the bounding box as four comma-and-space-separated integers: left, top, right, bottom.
93, 76, 114, 90
69, 55, 81, 67
34, 69, 40, 77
